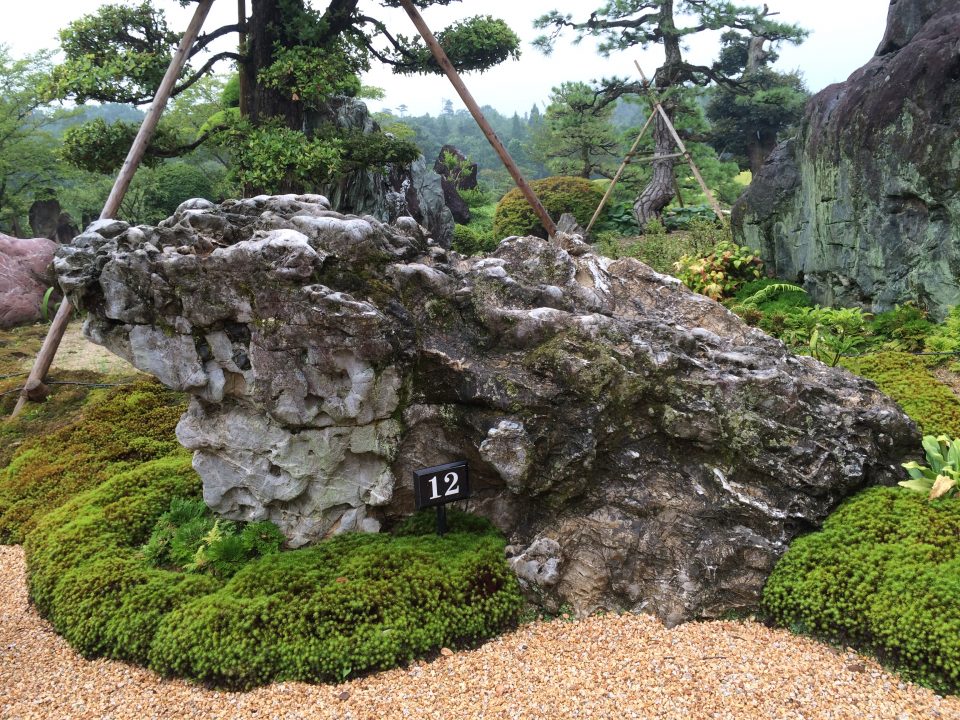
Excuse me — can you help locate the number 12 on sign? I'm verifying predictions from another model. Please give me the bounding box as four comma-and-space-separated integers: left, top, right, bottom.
414, 460, 469, 510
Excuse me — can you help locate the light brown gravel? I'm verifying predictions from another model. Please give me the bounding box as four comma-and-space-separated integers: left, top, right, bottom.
2, 545, 958, 720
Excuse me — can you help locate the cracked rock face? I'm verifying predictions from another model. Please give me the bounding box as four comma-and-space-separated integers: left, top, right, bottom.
57, 194, 918, 624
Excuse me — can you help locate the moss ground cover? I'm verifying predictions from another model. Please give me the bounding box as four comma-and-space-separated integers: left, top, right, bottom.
764, 487, 960, 693
840, 352, 960, 437
24, 451, 522, 688
0, 378, 186, 543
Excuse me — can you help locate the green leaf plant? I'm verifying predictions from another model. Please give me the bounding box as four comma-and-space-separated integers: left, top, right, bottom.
900, 435, 960, 500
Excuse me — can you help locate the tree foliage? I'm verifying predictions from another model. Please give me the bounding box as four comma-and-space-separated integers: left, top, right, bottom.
0, 46, 70, 235
706, 31, 809, 173
47, 1, 522, 196
530, 81, 623, 179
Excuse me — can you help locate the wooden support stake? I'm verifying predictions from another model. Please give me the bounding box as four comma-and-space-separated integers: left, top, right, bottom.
633, 61, 724, 222
585, 111, 656, 235
10, 0, 216, 419
398, 0, 557, 239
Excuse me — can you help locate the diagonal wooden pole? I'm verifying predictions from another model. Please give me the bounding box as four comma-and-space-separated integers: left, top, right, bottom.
398, 0, 557, 239
11, 0, 217, 419
634, 61, 724, 222
585, 111, 656, 235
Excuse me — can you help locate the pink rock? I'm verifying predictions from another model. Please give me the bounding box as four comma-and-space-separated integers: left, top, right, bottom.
0, 233, 58, 329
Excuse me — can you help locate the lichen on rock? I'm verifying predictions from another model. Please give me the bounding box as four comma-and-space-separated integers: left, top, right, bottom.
57, 194, 917, 624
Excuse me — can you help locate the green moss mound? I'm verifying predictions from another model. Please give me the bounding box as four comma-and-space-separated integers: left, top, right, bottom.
492, 176, 604, 239
763, 487, 960, 692
0, 379, 186, 543
23, 453, 522, 689
840, 352, 960, 437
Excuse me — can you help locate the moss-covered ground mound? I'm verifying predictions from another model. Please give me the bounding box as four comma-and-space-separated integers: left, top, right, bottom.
764, 487, 960, 693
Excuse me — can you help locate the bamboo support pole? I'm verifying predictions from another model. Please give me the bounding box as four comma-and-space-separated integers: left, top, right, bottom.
398, 0, 557, 239
585, 111, 655, 235
10, 0, 217, 419
633, 60, 725, 222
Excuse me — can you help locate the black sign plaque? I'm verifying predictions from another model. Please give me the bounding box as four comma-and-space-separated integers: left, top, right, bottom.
414, 460, 469, 510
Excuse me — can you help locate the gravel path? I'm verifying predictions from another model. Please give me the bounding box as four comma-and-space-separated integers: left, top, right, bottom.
2, 545, 958, 720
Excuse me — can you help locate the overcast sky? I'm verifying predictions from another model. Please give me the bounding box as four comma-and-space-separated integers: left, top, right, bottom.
2, 0, 891, 116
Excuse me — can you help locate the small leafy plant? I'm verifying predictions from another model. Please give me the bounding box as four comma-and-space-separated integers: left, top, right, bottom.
674, 239, 764, 300
143, 497, 285, 579
900, 435, 960, 500
781, 306, 868, 366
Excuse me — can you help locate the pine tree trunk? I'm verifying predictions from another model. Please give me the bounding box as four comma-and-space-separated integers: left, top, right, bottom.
633, 112, 676, 227
634, 0, 680, 228
747, 129, 777, 175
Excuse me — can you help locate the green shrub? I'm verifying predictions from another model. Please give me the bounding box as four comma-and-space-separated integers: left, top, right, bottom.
870, 304, 935, 353
452, 223, 497, 256
840, 352, 960, 437
764, 487, 960, 692
781, 306, 869, 367
592, 200, 638, 236
492, 176, 604, 239
926, 306, 960, 356
0, 379, 187, 543
661, 205, 719, 231
673, 239, 764, 300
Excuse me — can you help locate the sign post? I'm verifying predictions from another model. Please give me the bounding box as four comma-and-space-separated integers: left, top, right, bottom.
413, 460, 469, 536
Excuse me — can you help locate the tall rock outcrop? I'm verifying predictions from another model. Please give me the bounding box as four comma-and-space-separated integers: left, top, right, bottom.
55, 195, 917, 625
733, 0, 960, 319
308, 97, 454, 247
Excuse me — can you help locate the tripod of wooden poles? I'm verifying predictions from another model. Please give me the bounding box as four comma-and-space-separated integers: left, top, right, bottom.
586, 61, 725, 235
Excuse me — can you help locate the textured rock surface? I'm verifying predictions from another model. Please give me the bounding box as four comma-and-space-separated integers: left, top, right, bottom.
309, 97, 454, 248
0, 233, 58, 329
732, 0, 960, 319
57, 195, 918, 624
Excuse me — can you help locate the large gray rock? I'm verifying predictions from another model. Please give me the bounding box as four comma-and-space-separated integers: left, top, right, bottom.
56, 194, 918, 625
732, 0, 960, 320
0, 233, 58, 329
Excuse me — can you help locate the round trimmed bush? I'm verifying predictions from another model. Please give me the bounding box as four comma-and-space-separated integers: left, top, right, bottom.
492, 176, 605, 239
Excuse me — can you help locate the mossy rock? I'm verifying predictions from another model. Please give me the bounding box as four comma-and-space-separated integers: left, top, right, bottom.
763, 487, 960, 693
492, 176, 605, 239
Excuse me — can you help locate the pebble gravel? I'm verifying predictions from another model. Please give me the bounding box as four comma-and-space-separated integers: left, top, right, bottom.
2, 545, 958, 720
